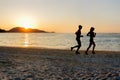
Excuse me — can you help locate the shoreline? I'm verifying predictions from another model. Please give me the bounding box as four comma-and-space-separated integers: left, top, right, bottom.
0, 46, 120, 52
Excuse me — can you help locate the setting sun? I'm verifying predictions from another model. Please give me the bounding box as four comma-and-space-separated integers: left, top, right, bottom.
16, 17, 36, 29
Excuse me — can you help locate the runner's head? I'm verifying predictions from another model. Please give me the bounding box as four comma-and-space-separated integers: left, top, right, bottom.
90, 27, 95, 32
78, 25, 82, 29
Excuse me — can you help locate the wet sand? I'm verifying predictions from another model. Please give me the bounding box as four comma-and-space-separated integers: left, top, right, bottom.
0, 46, 120, 80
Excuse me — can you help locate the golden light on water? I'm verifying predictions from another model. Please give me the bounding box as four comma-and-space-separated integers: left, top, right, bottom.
24, 34, 29, 47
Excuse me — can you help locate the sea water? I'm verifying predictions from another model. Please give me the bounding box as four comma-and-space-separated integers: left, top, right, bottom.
0, 33, 120, 51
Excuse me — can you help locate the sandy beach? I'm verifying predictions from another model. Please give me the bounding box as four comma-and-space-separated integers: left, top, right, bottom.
0, 46, 120, 80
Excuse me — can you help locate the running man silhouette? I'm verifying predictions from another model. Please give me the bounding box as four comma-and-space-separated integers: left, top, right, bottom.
85, 27, 96, 55
71, 25, 83, 54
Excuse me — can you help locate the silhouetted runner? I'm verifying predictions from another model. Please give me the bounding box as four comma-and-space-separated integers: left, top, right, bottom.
71, 25, 83, 55
85, 27, 96, 55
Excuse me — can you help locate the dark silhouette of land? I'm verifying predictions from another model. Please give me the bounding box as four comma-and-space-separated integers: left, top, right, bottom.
8, 27, 47, 33
0, 27, 53, 33
0, 28, 6, 32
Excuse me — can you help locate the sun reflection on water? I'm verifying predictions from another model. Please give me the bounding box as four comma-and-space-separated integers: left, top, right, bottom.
24, 34, 29, 47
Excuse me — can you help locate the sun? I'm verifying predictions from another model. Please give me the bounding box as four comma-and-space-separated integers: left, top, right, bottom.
16, 17, 35, 29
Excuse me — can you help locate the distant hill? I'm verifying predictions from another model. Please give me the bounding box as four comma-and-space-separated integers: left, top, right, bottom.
0, 27, 54, 33
0, 28, 6, 32
7, 27, 48, 33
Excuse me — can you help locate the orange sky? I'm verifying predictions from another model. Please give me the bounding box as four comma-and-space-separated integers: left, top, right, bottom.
0, 0, 120, 33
